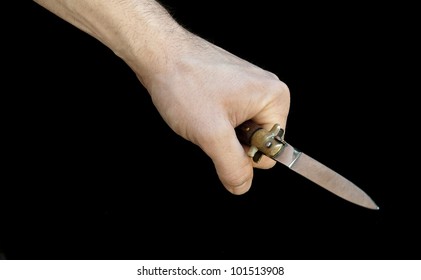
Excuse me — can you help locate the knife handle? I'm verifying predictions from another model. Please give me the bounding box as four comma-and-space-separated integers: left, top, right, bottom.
235, 120, 285, 163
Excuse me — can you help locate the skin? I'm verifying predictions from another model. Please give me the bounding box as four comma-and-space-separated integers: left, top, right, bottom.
33, 0, 290, 195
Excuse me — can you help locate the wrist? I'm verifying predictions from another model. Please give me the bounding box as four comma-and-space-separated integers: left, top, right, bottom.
92, 1, 191, 88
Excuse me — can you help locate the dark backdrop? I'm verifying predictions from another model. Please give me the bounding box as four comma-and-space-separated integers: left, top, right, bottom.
2, 1, 417, 260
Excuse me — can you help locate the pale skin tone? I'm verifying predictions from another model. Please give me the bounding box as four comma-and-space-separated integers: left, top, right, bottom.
33, 0, 290, 195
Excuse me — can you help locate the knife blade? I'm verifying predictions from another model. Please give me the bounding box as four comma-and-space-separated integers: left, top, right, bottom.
235, 120, 379, 210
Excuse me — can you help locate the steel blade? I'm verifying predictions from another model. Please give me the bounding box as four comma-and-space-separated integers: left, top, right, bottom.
274, 142, 379, 210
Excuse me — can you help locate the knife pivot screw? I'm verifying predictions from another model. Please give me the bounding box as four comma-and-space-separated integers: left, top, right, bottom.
265, 141, 272, 148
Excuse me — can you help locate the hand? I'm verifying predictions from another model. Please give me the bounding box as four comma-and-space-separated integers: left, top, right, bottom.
138, 33, 290, 195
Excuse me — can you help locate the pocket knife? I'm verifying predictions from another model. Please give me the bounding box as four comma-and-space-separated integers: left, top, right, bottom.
235, 120, 379, 210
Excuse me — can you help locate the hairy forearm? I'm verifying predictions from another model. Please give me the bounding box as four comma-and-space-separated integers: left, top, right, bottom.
33, 0, 189, 85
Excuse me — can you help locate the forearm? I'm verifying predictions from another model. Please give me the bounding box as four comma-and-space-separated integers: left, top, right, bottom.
33, 0, 189, 85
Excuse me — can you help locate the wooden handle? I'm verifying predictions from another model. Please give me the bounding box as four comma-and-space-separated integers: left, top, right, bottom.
235, 120, 285, 162
235, 120, 263, 146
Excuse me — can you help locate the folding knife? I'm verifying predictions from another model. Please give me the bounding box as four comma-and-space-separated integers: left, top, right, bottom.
235, 120, 379, 210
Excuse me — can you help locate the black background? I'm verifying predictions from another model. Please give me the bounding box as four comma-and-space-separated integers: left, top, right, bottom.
2, 1, 418, 260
